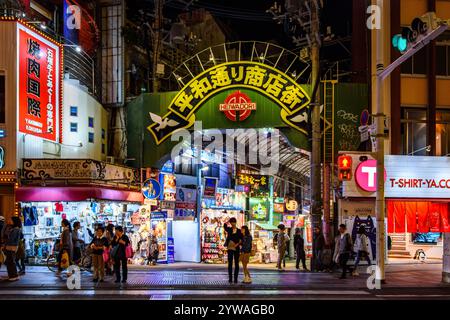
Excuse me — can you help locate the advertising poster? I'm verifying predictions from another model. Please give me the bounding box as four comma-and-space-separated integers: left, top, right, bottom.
203, 177, 217, 197
18, 24, 61, 142
249, 198, 269, 221
160, 173, 176, 201
347, 215, 377, 260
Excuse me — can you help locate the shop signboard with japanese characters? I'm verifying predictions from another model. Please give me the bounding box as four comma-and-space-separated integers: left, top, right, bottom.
17, 23, 61, 142
147, 61, 310, 145
237, 173, 269, 193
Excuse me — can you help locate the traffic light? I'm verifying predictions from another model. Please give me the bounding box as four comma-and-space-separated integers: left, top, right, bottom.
338, 155, 352, 181
392, 12, 438, 53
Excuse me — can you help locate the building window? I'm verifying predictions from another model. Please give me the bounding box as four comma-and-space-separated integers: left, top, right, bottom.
101, 4, 124, 105
102, 128, 106, 140
70, 106, 78, 117
401, 49, 427, 75
401, 108, 427, 155
0, 74, 5, 123
88, 132, 94, 143
102, 143, 106, 154
88, 117, 94, 128
436, 110, 450, 156
70, 122, 78, 132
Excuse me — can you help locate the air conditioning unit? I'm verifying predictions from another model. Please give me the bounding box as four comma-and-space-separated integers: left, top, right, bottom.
106, 156, 115, 164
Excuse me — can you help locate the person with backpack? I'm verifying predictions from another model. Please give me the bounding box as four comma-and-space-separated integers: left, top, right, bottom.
333, 224, 353, 279
352, 226, 371, 276
276, 224, 290, 271
294, 228, 308, 271
110, 226, 130, 283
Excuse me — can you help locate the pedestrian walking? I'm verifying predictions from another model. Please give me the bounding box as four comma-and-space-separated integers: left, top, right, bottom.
110, 226, 130, 283
72, 221, 84, 264
15, 227, 26, 275
294, 228, 308, 271
352, 226, 372, 276
57, 219, 73, 275
90, 226, 109, 282
313, 226, 325, 271
276, 224, 290, 271
240, 225, 253, 284
2, 216, 22, 281
224, 217, 243, 284
333, 224, 353, 279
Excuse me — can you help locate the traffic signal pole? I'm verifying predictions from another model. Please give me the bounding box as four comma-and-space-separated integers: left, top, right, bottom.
374, 0, 386, 285
374, 3, 448, 284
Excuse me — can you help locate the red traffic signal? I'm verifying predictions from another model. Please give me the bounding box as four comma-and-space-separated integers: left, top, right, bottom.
338, 155, 352, 181
338, 155, 352, 169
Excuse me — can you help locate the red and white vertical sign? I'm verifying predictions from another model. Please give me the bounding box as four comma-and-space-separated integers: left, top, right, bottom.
17, 23, 61, 142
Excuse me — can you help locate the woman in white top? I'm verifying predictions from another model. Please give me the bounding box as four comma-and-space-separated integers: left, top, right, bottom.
352, 225, 371, 276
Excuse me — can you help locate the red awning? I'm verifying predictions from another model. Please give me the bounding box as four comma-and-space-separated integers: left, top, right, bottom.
16, 186, 144, 203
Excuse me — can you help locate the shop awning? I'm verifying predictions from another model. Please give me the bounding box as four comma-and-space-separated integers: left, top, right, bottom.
252, 222, 279, 230
16, 186, 144, 203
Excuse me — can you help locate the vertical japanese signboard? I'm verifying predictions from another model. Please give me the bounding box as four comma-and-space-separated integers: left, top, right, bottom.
17, 23, 61, 142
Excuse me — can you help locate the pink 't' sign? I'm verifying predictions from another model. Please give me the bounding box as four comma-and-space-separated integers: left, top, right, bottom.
355, 159, 387, 192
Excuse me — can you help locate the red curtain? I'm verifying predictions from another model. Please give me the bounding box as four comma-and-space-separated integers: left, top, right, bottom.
387, 201, 450, 233
393, 201, 406, 233
442, 204, 450, 233
416, 202, 430, 233
405, 202, 418, 233
387, 201, 395, 233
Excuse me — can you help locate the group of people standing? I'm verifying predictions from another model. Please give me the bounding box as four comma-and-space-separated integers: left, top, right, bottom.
224, 219, 372, 283
56, 219, 132, 283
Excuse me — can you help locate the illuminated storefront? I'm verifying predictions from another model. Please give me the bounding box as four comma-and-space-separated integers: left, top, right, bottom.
340, 152, 450, 260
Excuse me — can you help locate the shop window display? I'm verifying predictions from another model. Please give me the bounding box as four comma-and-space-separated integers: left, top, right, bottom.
201, 209, 244, 263
21, 201, 140, 264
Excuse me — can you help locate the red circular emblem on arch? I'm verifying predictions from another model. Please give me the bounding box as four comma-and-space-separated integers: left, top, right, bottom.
219, 91, 256, 121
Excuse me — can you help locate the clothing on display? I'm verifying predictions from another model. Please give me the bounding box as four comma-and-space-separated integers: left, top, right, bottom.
20, 201, 140, 265
22, 206, 38, 226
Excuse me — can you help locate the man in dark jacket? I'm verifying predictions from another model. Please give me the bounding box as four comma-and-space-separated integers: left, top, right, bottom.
294, 228, 308, 271
313, 226, 325, 271
111, 226, 130, 283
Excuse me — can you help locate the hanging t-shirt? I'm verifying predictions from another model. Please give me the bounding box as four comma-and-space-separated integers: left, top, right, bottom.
441, 204, 450, 233
54, 202, 64, 213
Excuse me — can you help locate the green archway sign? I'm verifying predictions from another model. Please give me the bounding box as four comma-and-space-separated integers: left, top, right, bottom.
148, 61, 311, 145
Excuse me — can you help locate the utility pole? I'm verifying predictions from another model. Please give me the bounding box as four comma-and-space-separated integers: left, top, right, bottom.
310, 0, 322, 272
374, 0, 386, 285
152, 0, 164, 93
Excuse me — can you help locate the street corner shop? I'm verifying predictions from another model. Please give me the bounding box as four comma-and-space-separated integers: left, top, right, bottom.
14, 159, 144, 265
339, 152, 450, 261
